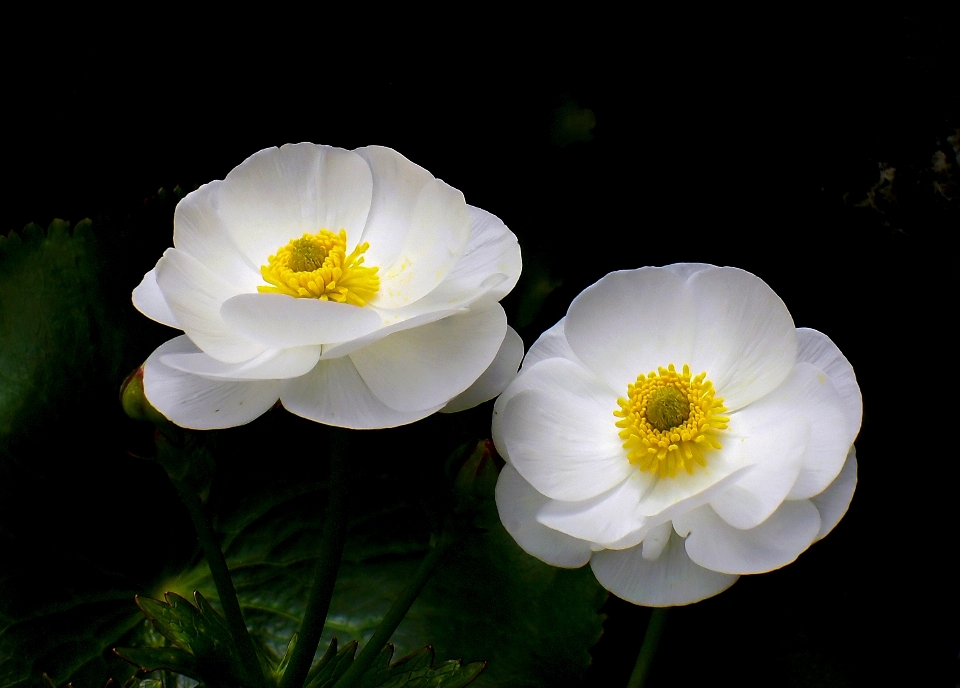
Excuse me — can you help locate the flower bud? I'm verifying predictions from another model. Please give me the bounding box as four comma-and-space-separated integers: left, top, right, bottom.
120, 365, 170, 427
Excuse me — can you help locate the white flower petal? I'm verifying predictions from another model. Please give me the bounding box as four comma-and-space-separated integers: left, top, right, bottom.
350, 306, 507, 412
521, 318, 582, 371
685, 267, 797, 411
492, 362, 564, 465
683, 501, 822, 574
630, 438, 762, 519
499, 358, 631, 501
154, 249, 266, 363
536, 472, 654, 547
490, 318, 583, 459
708, 373, 812, 529
661, 263, 717, 280
591, 531, 739, 606
320, 307, 465, 360
408, 205, 521, 311
220, 294, 382, 348
641, 521, 674, 561
281, 355, 441, 429
495, 465, 593, 568
796, 328, 862, 443
784, 362, 854, 499
353, 146, 436, 269
172, 180, 261, 291
514, 443, 749, 552
605, 525, 659, 551
461, 206, 523, 304
372, 178, 472, 309
218, 144, 373, 266
143, 336, 285, 429
564, 267, 697, 391
810, 447, 857, 540
442, 326, 524, 413
160, 345, 321, 381
132, 268, 181, 328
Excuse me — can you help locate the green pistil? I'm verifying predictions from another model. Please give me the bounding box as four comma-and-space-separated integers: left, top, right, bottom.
287, 238, 328, 271
645, 386, 690, 431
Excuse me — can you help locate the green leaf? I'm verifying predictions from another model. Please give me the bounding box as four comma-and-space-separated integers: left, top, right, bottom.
354, 645, 484, 688
0, 206, 193, 688
111, 647, 202, 680
363, 493, 606, 687
0, 580, 146, 688
0, 219, 122, 452
299, 641, 482, 688
129, 592, 249, 688
167, 450, 605, 688
274, 633, 298, 678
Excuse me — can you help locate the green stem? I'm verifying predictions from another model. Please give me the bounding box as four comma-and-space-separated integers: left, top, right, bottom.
174, 481, 266, 688
626, 607, 669, 688
279, 428, 350, 688
333, 537, 452, 688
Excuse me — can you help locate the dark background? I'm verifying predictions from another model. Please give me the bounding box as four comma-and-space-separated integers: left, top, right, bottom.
3, 11, 956, 687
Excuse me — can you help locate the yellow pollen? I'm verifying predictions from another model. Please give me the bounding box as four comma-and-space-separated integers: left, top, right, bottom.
258, 229, 379, 306
613, 363, 729, 478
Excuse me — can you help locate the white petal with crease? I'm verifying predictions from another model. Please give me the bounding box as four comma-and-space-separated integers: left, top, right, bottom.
521, 318, 582, 371
565, 267, 696, 390
443, 326, 524, 412
373, 178, 471, 309
685, 267, 797, 411
320, 307, 464, 360
796, 328, 862, 442
810, 447, 857, 540
354, 146, 436, 270
132, 268, 181, 328
683, 501, 821, 574
161, 345, 321, 381
785, 362, 853, 499
413, 206, 521, 310
172, 180, 260, 291
351, 306, 506, 412
218, 144, 373, 266
221, 294, 382, 348
496, 466, 593, 568
591, 531, 738, 606
641, 521, 674, 560
709, 371, 811, 529
501, 358, 630, 501
155, 248, 265, 363
281, 355, 441, 429
536, 471, 654, 546
144, 336, 285, 429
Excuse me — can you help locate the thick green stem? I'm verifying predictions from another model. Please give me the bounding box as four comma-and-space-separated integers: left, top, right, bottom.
333, 537, 452, 688
626, 607, 669, 688
279, 428, 350, 688
175, 481, 266, 688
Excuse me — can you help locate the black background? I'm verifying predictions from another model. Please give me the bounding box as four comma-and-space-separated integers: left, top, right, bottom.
4, 10, 956, 687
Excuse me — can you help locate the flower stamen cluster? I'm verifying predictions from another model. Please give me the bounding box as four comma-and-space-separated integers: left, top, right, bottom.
259, 229, 380, 306
614, 363, 729, 478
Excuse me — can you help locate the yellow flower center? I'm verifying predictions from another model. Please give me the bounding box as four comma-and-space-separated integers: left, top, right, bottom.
258, 229, 380, 306
614, 363, 729, 478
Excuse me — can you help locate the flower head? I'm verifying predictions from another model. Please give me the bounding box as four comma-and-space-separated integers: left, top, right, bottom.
133, 144, 523, 429
493, 264, 860, 606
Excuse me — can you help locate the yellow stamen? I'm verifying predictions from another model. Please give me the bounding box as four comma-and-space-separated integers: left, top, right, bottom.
613, 363, 729, 478
259, 229, 379, 306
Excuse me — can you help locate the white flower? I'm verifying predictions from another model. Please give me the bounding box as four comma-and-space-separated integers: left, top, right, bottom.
133, 144, 523, 429
492, 264, 860, 606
